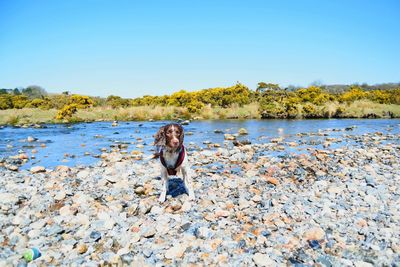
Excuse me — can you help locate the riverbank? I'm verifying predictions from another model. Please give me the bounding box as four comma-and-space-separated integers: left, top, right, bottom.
1, 100, 399, 126
0, 131, 399, 266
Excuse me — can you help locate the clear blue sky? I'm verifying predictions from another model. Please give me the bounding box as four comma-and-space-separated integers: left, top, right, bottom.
0, 0, 399, 98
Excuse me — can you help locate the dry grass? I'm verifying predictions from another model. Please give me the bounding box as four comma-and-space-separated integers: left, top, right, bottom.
0, 108, 57, 125
77, 106, 190, 121
197, 102, 261, 120
340, 100, 400, 118
0, 101, 399, 125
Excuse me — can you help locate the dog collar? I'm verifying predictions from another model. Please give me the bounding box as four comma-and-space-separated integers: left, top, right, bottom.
160, 145, 185, 175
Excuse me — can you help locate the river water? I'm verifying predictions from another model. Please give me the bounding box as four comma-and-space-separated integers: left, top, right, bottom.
0, 119, 399, 169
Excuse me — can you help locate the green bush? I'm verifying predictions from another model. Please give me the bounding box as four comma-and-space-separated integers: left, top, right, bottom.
0, 95, 13, 110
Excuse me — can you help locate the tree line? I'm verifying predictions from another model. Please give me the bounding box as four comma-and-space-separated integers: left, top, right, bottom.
1, 83, 399, 119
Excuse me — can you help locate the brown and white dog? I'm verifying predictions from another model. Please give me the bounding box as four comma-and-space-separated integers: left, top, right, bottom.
154, 123, 195, 202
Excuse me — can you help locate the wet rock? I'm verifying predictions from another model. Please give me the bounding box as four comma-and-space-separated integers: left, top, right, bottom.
30, 166, 46, 173
238, 128, 248, 135
27, 136, 37, 142
224, 134, 236, 140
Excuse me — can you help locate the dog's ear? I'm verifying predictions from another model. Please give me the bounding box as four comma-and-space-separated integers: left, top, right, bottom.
154, 126, 166, 148
178, 124, 184, 147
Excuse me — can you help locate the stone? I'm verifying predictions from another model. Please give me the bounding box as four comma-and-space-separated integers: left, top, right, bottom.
253, 253, 275, 266
77, 243, 88, 254
224, 134, 236, 140
165, 243, 187, 259
238, 128, 248, 135
6, 164, 19, 171
304, 227, 325, 241
265, 176, 279, 186
90, 231, 102, 242
59, 205, 74, 216
27, 136, 37, 142
134, 186, 145, 195
215, 210, 230, 218
0, 193, 18, 205
252, 195, 262, 203
354, 261, 374, 267
30, 166, 46, 173
19, 154, 29, 160
142, 226, 156, 238
54, 191, 66, 201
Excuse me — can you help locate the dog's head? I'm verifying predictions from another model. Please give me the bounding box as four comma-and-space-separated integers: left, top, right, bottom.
154, 123, 184, 151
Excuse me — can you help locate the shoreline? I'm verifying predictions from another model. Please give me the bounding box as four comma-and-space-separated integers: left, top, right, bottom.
0, 101, 399, 126
1, 116, 399, 129
1, 131, 399, 266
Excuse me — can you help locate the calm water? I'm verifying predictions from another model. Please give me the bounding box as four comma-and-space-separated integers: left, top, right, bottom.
0, 119, 399, 169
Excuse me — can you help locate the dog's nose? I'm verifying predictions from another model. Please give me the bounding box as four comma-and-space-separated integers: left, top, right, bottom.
172, 139, 179, 146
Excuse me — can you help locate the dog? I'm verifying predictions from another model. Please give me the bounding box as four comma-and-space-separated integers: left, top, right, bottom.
154, 123, 195, 202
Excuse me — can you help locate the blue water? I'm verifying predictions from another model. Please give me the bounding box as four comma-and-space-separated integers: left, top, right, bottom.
0, 119, 399, 169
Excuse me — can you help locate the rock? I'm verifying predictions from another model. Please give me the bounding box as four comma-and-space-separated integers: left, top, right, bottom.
308, 239, 321, 249
19, 154, 29, 160
59, 205, 74, 216
238, 128, 248, 135
90, 231, 102, 242
354, 261, 374, 267
77, 243, 88, 254
181, 120, 190, 125
6, 164, 19, 171
165, 243, 187, 259
54, 191, 66, 201
55, 165, 70, 172
215, 210, 230, 218
252, 253, 275, 266
271, 137, 283, 143
134, 186, 145, 195
27, 136, 37, 142
224, 134, 236, 140
195, 227, 213, 239
170, 202, 182, 212
142, 226, 156, 238
30, 166, 46, 173
150, 205, 164, 215
265, 176, 279, 186
233, 140, 251, 146
304, 227, 325, 241
251, 195, 262, 203
0, 193, 18, 205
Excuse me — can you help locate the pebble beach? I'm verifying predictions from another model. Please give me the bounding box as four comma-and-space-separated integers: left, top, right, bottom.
0, 126, 399, 266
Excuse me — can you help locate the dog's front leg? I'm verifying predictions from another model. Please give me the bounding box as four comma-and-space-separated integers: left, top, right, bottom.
181, 166, 195, 200
159, 169, 168, 203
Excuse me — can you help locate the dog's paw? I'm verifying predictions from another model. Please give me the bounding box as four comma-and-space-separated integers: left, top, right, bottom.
159, 195, 166, 203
